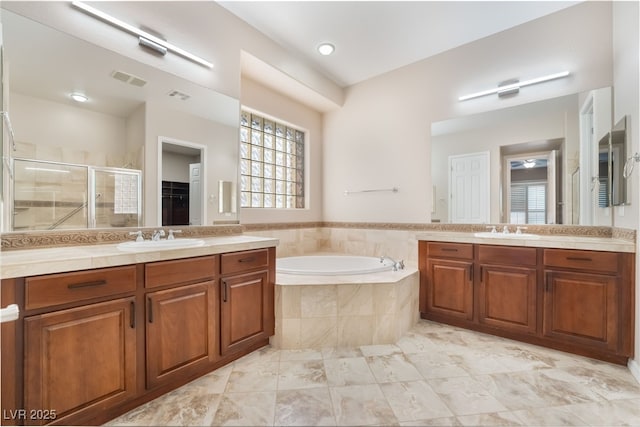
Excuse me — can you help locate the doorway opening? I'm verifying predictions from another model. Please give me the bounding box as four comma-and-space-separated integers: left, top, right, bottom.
501, 140, 563, 224
158, 137, 206, 226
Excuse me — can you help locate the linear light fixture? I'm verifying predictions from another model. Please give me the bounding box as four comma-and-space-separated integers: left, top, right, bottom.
458, 71, 570, 102
71, 1, 213, 69
25, 167, 71, 174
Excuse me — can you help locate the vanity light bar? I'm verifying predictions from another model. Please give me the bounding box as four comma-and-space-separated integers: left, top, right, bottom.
458, 71, 570, 102
71, 1, 213, 69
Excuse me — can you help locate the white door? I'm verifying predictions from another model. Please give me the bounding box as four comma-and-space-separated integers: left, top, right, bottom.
189, 163, 201, 226
449, 152, 490, 223
546, 150, 557, 224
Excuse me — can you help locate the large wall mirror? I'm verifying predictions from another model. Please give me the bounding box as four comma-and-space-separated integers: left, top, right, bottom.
431, 86, 614, 226
1, 9, 240, 232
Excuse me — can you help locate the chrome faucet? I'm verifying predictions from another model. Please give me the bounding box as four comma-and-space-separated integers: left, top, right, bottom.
516, 226, 528, 235
151, 229, 165, 241
502, 225, 511, 234
128, 230, 144, 242
167, 229, 182, 240
380, 256, 405, 271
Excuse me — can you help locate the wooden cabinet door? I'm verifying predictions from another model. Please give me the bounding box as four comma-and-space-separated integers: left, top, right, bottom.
543, 270, 618, 351
425, 259, 473, 320
478, 264, 537, 334
146, 281, 217, 389
220, 270, 270, 355
24, 297, 136, 426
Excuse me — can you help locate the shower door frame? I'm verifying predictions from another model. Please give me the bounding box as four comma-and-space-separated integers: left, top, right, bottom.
11, 157, 142, 231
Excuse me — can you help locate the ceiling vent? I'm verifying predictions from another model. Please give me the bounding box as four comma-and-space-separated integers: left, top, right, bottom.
111, 70, 147, 87
167, 90, 191, 101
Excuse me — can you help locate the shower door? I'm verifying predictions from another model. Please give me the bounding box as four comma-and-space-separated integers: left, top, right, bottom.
12, 159, 141, 230
91, 167, 142, 228
13, 159, 89, 230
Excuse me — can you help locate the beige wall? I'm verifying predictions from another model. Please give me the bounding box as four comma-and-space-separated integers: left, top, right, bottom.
144, 103, 239, 226
2, 1, 342, 106
323, 2, 613, 223
162, 152, 199, 183
431, 94, 579, 224
240, 77, 324, 223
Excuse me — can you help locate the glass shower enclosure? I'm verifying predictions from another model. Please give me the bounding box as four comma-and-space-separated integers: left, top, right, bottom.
12, 158, 142, 231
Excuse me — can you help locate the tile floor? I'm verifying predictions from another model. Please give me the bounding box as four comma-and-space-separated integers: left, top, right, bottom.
107, 320, 640, 426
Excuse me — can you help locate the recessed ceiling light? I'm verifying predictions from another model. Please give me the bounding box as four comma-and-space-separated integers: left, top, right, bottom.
70, 92, 88, 103
317, 43, 335, 56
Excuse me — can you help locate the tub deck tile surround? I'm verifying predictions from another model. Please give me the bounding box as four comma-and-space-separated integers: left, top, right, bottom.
273, 264, 420, 350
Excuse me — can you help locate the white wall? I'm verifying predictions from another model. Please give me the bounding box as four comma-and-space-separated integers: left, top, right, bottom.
612, 0, 640, 382
10, 92, 127, 164
323, 2, 613, 223
240, 77, 324, 223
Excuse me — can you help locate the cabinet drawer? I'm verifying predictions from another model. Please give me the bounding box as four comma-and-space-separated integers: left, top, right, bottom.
427, 243, 473, 260
221, 249, 269, 275
478, 245, 536, 266
25, 266, 137, 310
544, 249, 619, 274
145, 255, 217, 289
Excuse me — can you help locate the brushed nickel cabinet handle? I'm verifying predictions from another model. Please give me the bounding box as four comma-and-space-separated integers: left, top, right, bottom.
238, 257, 256, 263
442, 248, 458, 252
67, 280, 107, 289
148, 298, 153, 323
469, 264, 474, 282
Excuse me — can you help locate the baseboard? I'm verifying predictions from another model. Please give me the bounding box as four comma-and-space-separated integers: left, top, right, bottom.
629, 358, 640, 384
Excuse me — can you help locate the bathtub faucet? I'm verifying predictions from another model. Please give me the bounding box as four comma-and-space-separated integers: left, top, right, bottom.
380, 256, 405, 271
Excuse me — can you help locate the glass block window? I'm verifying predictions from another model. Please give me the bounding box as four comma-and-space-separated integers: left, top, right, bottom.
240, 110, 305, 208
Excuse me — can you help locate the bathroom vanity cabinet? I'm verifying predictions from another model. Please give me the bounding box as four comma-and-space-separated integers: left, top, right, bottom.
419, 241, 634, 364
220, 248, 274, 356
0, 246, 276, 426
542, 249, 633, 356
144, 256, 219, 389
21, 266, 139, 426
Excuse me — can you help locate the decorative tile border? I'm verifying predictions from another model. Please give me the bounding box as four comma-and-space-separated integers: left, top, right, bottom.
1, 225, 243, 251
247, 221, 634, 240
2, 221, 635, 251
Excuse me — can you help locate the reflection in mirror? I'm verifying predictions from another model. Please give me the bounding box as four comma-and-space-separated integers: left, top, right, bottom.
611, 116, 627, 206
160, 139, 204, 227
1, 9, 240, 231
431, 89, 612, 226
218, 181, 237, 214
501, 142, 562, 224
571, 167, 580, 224
13, 159, 142, 231
598, 132, 611, 208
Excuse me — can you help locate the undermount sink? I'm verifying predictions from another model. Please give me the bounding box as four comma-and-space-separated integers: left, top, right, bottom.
117, 238, 206, 252
474, 232, 540, 239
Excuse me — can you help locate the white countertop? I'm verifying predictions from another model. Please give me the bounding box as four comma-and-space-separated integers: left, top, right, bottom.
0, 235, 279, 279
416, 231, 636, 253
